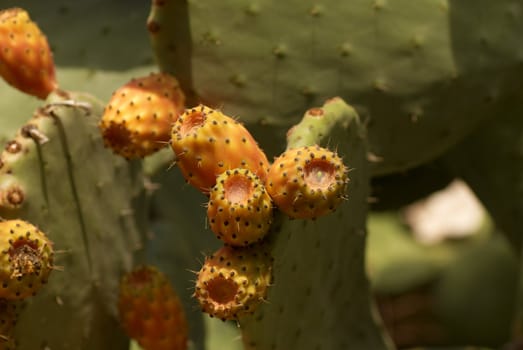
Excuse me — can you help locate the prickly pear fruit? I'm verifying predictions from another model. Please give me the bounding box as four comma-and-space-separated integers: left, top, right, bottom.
99, 72, 185, 159
194, 244, 273, 321
118, 265, 188, 350
0, 8, 57, 99
207, 168, 273, 247
0, 299, 19, 349
0, 219, 53, 300
266, 145, 348, 219
170, 105, 270, 193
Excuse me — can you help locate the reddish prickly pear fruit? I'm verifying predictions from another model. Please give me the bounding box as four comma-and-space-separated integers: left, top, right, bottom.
266, 145, 349, 219
0, 299, 20, 349
100, 72, 186, 159
170, 105, 270, 193
118, 265, 188, 350
207, 168, 273, 247
0, 8, 57, 99
194, 244, 273, 321
0, 219, 54, 300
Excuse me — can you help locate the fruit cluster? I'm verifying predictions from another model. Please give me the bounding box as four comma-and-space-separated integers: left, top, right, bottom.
1, 5, 349, 335
0, 4, 353, 347
169, 104, 349, 320
99, 72, 350, 322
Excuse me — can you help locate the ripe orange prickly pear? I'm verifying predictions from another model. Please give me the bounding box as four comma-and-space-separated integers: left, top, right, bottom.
170, 105, 270, 193
207, 168, 273, 246
266, 145, 349, 219
0, 8, 57, 99
118, 265, 188, 350
194, 244, 273, 321
0, 219, 54, 300
99, 72, 186, 159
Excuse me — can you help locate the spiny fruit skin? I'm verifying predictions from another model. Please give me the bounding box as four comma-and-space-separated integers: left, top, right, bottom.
266, 145, 349, 219
0, 219, 54, 300
194, 244, 273, 321
0, 8, 57, 99
100, 72, 186, 159
170, 105, 270, 193
207, 168, 273, 247
118, 265, 188, 350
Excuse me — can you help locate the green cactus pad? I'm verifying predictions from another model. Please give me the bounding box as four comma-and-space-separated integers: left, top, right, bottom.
0, 91, 146, 349
150, 0, 523, 175
239, 98, 392, 349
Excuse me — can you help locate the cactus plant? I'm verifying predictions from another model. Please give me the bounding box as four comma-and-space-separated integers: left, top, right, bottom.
239, 98, 391, 350
0, 91, 147, 349
0, 0, 522, 349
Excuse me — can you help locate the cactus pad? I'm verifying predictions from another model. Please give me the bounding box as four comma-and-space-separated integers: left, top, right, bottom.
239, 98, 391, 350
0, 91, 146, 349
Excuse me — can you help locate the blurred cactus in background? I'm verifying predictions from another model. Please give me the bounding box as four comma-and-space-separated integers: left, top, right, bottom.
0, 1, 522, 350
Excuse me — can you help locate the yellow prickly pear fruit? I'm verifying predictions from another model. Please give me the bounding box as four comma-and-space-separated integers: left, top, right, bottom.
194, 244, 273, 321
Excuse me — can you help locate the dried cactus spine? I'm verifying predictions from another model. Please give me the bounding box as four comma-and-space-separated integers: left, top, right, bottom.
99, 72, 185, 159
118, 265, 188, 350
170, 105, 270, 193
194, 244, 273, 321
0, 219, 53, 300
207, 168, 273, 247
0, 8, 57, 99
266, 145, 349, 219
